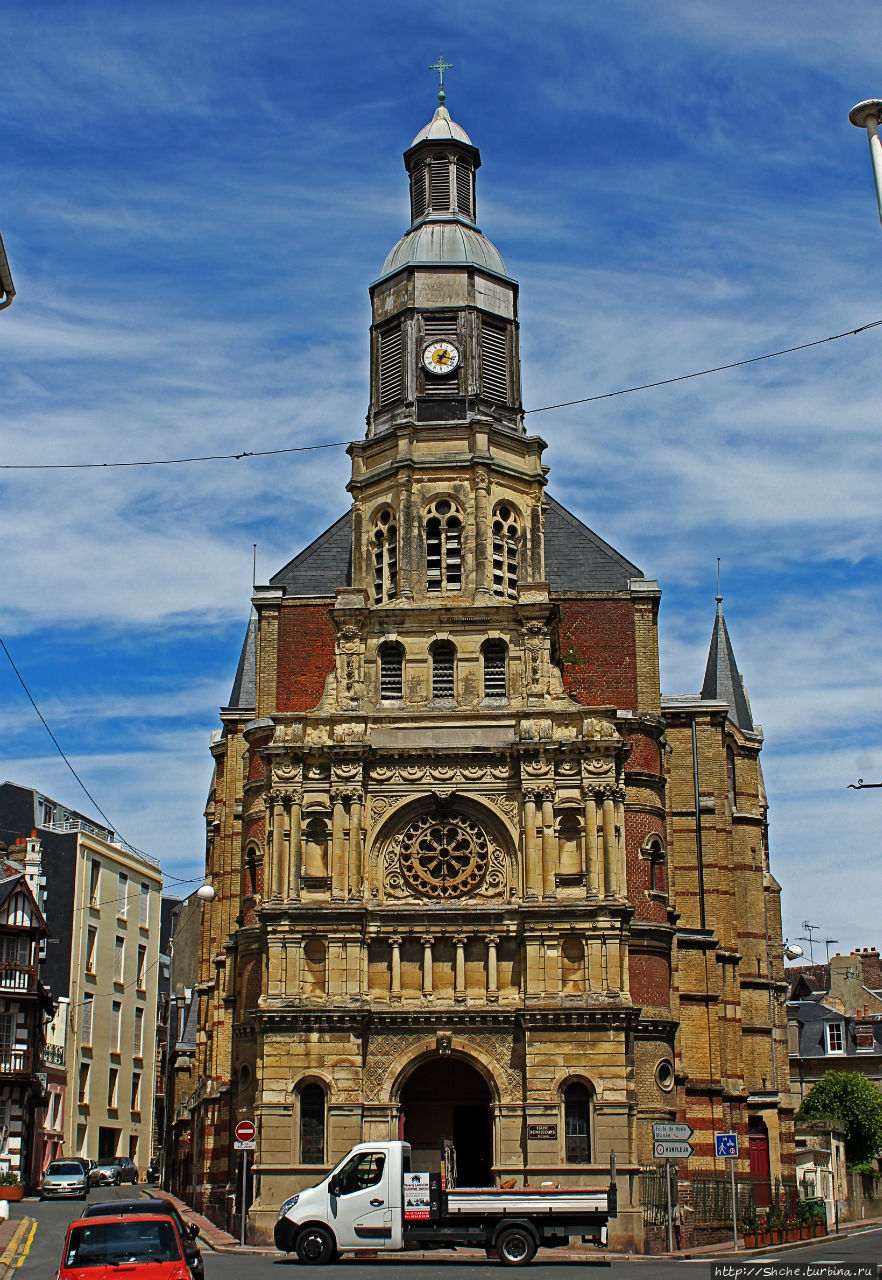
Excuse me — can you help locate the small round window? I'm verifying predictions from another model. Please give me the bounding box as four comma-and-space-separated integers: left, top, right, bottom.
655, 1058, 675, 1092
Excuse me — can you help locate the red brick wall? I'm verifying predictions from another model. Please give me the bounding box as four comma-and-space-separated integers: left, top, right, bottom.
557, 600, 637, 708
629, 952, 670, 1005
624, 730, 663, 774
239, 956, 262, 1014
276, 604, 337, 712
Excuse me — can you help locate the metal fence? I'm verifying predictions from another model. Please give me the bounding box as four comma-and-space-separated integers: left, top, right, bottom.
640, 1170, 801, 1228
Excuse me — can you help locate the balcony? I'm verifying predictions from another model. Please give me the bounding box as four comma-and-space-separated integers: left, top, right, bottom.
42, 1044, 65, 1067
0, 963, 37, 995
0, 1049, 32, 1076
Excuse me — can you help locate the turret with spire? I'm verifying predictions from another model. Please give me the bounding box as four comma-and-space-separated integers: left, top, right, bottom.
700, 590, 755, 733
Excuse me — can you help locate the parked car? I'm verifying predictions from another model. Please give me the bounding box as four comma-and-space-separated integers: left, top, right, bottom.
84, 1199, 203, 1280
92, 1155, 139, 1186
59, 1214, 190, 1280
40, 1159, 88, 1200
146, 1155, 161, 1184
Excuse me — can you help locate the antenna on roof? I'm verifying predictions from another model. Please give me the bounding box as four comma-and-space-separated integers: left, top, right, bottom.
252, 544, 257, 589
716, 557, 722, 603
798, 921, 820, 964
824, 938, 839, 963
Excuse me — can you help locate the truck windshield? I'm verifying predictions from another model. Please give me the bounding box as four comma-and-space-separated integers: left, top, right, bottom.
335, 1152, 386, 1196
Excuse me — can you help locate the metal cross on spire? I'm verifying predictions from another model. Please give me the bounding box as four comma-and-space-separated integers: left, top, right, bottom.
429, 53, 453, 104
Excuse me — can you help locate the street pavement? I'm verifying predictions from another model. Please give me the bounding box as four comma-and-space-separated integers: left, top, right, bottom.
6, 1182, 881, 1278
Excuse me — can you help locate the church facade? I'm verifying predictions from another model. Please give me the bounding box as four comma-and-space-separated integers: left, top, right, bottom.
188, 101, 793, 1250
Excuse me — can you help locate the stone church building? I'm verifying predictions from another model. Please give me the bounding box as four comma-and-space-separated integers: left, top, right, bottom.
189, 100, 793, 1249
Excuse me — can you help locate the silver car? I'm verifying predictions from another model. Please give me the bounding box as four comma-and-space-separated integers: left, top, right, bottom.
41, 1158, 88, 1199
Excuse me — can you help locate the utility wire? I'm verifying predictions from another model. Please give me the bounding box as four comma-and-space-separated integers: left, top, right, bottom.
2, 318, 880, 471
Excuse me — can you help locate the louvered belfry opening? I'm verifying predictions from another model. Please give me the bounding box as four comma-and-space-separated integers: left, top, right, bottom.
379, 642, 404, 700
421, 314, 459, 397
410, 163, 428, 221
425, 499, 462, 593
482, 640, 507, 699
455, 158, 473, 218
429, 154, 452, 211
492, 505, 520, 599
431, 641, 456, 700
481, 319, 508, 403
372, 510, 398, 603
378, 324, 403, 408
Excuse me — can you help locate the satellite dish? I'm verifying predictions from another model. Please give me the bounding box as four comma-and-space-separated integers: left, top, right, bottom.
783, 943, 804, 961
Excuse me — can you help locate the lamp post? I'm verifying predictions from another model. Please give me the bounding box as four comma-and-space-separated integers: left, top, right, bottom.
849, 100, 882, 226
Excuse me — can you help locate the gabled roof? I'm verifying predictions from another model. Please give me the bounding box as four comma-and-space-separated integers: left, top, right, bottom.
266, 497, 640, 600
701, 597, 754, 732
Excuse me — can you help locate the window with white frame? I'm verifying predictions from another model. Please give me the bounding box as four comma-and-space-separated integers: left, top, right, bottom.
133, 1007, 144, 1057
825, 1021, 845, 1055
137, 945, 147, 990
139, 882, 149, 927
114, 936, 124, 982
110, 1000, 121, 1053
117, 872, 128, 918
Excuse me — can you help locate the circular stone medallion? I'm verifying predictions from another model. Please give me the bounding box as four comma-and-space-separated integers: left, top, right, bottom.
399, 811, 489, 899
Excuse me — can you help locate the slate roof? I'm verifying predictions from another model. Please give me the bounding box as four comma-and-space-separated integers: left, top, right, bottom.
701, 598, 754, 732
226, 613, 257, 711
267, 497, 640, 600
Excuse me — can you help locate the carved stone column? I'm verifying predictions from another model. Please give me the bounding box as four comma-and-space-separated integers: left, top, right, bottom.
390, 935, 402, 1001
602, 791, 616, 898
422, 935, 434, 998
288, 791, 302, 901
271, 792, 285, 900
454, 935, 466, 1002
523, 795, 539, 899
541, 791, 556, 899
349, 791, 363, 899
614, 789, 627, 900
475, 466, 492, 597
583, 791, 598, 898
331, 792, 346, 900
486, 934, 499, 1003
398, 469, 414, 600
587, 936, 602, 992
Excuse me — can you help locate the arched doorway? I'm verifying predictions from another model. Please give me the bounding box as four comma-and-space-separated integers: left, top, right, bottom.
399, 1056, 493, 1187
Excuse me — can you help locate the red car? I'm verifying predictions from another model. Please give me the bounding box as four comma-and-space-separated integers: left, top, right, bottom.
58, 1213, 191, 1279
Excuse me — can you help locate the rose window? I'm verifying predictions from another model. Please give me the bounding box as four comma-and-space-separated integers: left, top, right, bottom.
398, 811, 489, 899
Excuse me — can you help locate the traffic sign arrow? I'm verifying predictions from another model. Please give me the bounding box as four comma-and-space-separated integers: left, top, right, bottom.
652, 1123, 694, 1143
654, 1140, 693, 1159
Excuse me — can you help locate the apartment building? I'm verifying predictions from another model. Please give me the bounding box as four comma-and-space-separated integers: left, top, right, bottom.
0, 782, 163, 1173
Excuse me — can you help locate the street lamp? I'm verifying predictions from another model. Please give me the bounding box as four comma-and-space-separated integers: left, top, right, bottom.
849, 100, 882, 226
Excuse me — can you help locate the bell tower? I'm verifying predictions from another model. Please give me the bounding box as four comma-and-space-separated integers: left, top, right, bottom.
347, 101, 548, 614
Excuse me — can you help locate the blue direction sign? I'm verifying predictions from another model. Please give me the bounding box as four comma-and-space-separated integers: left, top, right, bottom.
715, 1132, 738, 1159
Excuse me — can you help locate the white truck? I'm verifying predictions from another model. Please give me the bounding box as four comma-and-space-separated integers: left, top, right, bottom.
273, 1139, 616, 1266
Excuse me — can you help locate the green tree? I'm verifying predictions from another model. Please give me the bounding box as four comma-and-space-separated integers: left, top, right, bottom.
797, 1070, 882, 1164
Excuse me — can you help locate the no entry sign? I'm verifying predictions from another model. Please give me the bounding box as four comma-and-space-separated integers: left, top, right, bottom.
235, 1120, 256, 1149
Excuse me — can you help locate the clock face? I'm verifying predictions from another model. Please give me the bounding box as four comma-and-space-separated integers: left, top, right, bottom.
422, 339, 460, 376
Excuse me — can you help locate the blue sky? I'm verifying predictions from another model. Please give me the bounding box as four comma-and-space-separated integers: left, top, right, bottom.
2, 0, 880, 959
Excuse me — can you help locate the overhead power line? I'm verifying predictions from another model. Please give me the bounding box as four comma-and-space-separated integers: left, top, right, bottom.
2, 318, 880, 472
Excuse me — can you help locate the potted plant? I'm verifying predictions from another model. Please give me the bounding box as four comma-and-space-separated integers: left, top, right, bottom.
740, 1208, 757, 1249
0, 1173, 23, 1201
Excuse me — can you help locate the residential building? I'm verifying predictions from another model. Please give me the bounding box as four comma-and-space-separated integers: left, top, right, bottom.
0, 781, 163, 1172
188, 99, 792, 1250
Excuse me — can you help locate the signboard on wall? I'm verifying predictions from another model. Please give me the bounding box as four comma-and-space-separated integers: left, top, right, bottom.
527, 1124, 558, 1140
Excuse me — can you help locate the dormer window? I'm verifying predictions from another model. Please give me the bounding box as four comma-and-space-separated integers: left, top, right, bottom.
372, 509, 398, 603
492, 505, 520, 599
425, 499, 462, 593
825, 1022, 845, 1055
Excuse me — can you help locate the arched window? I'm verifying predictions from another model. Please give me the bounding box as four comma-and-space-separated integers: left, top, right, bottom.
482, 640, 507, 699
648, 839, 666, 893
303, 817, 329, 879
726, 747, 737, 812
379, 642, 404, 700
244, 846, 259, 898
492, 505, 520, 599
425, 500, 462, 593
302, 939, 327, 996
431, 641, 456, 701
563, 1081, 592, 1163
299, 1082, 325, 1165
561, 938, 585, 993
558, 813, 582, 876
372, 509, 398, 604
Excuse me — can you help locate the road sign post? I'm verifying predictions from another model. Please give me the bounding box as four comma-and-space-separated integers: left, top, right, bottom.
653, 1124, 693, 1250
235, 1121, 256, 1246
715, 1133, 739, 1250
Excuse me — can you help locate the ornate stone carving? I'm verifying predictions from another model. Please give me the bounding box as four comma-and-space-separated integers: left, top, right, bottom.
383, 810, 508, 901
363, 1033, 423, 1101
333, 722, 366, 745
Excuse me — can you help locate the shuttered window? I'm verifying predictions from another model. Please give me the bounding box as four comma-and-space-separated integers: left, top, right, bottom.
373, 510, 398, 603
429, 155, 451, 210
455, 160, 473, 218
425, 500, 462, 593
379, 325, 403, 408
483, 641, 507, 698
481, 321, 508, 402
492, 505, 520, 599
411, 163, 428, 220
379, 643, 404, 699
432, 642, 456, 700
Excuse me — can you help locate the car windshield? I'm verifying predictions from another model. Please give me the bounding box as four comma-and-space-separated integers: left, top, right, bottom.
47, 1162, 84, 1175
65, 1220, 182, 1268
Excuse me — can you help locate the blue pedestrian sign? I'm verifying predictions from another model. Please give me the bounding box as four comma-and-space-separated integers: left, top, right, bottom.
715, 1132, 738, 1159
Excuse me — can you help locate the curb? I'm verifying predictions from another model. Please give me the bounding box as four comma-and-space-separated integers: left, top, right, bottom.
0, 1218, 35, 1277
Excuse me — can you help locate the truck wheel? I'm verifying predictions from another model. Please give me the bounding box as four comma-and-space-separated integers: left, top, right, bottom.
295, 1225, 337, 1265
496, 1226, 537, 1266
